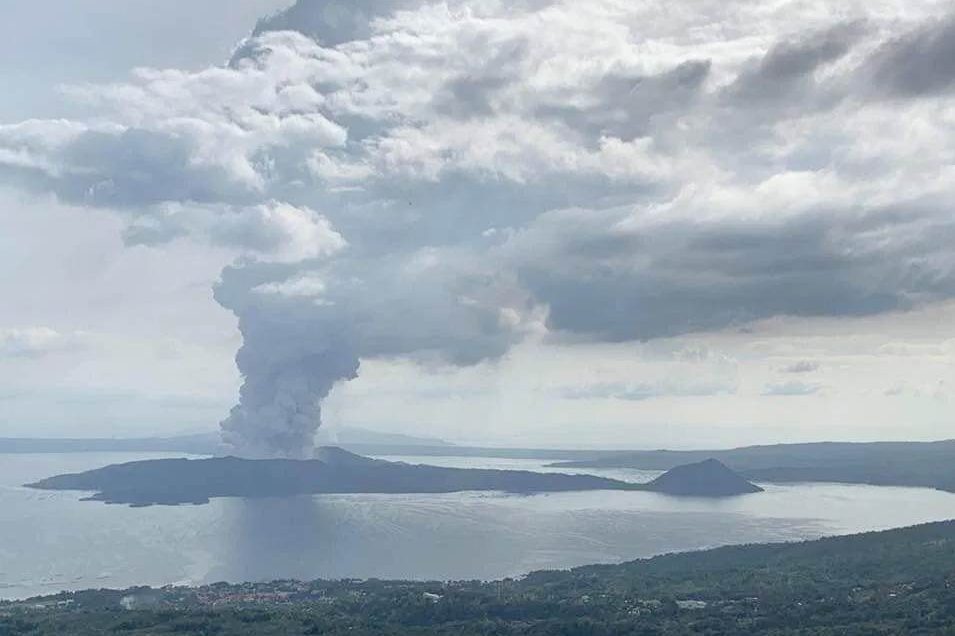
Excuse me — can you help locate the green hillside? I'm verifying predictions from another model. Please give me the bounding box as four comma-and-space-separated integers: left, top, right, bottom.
5, 520, 955, 634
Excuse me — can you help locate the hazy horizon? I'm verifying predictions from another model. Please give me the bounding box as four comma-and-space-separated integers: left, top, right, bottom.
7, 426, 955, 453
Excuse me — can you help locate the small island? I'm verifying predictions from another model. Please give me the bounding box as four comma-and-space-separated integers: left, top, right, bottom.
26, 449, 762, 506
644, 458, 764, 496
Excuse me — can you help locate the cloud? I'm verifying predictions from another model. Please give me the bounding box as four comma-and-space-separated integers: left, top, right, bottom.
253, 272, 329, 299
538, 59, 711, 141
505, 202, 955, 341
0, 327, 85, 359
0, 33, 348, 211
123, 201, 346, 262
247, 0, 422, 48
861, 14, 955, 98
882, 380, 950, 400
560, 380, 735, 401
2, 0, 955, 455
722, 22, 865, 112
762, 381, 823, 396
781, 361, 820, 374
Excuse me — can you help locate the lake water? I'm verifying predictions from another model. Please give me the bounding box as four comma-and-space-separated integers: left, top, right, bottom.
4, 451, 955, 600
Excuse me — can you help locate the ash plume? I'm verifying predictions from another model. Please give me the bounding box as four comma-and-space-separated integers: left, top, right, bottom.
2, 0, 955, 456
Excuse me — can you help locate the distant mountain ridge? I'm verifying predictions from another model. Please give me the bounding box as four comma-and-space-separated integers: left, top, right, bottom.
0, 427, 453, 455
551, 439, 955, 492
316, 428, 453, 447
0, 433, 222, 455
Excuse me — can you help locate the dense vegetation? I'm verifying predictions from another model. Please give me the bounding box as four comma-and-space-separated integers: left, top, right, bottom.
6, 520, 955, 634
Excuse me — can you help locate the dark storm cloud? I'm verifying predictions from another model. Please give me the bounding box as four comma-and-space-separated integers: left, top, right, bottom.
510, 202, 955, 341
862, 13, 955, 98
725, 22, 865, 106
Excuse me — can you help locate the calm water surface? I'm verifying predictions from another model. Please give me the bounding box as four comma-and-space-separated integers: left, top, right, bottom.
3, 452, 955, 599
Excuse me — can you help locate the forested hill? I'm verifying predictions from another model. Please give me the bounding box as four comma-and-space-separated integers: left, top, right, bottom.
5, 520, 955, 634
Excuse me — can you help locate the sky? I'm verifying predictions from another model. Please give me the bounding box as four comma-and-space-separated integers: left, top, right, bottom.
1, 0, 954, 452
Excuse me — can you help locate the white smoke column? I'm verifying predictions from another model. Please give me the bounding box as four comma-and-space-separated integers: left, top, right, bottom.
220, 354, 359, 458
210, 204, 357, 459
213, 256, 360, 458
213, 245, 539, 458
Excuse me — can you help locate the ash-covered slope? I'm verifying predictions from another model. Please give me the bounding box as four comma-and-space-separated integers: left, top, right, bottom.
26, 448, 640, 506
644, 459, 764, 496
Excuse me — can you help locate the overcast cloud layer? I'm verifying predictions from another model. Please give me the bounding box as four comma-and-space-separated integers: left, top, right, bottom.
2, 0, 954, 455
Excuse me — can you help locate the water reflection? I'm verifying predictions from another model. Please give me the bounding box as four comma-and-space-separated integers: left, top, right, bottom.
206, 491, 821, 584
208, 494, 531, 582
